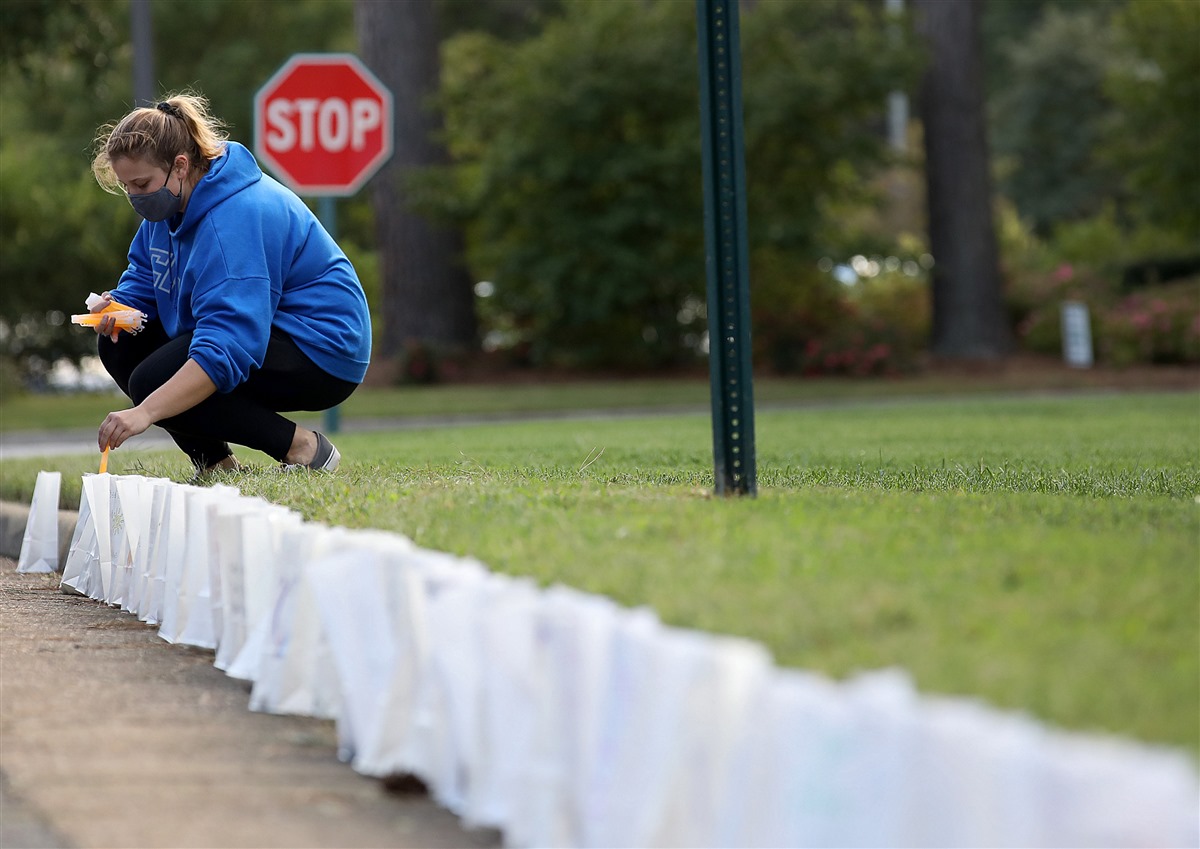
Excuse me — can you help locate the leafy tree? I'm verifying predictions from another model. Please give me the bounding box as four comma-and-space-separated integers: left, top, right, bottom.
981, 0, 1123, 94
1106, 0, 1200, 238
420, 0, 916, 369
152, 0, 357, 145
0, 127, 136, 378
0, 0, 129, 141
0, 0, 134, 378
435, 0, 562, 42
989, 6, 1127, 236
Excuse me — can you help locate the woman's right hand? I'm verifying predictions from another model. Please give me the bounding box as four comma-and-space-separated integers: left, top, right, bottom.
90, 292, 119, 342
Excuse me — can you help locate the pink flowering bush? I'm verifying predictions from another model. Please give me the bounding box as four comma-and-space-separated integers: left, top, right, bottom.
1098, 281, 1200, 366
1009, 261, 1200, 366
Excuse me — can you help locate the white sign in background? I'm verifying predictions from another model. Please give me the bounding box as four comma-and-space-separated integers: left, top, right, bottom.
1060, 301, 1094, 368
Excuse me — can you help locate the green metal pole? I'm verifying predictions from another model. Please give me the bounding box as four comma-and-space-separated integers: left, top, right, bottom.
696, 0, 756, 496
317, 196, 341, 435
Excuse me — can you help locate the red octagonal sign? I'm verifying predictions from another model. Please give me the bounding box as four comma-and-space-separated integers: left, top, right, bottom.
254, 53, 393, 197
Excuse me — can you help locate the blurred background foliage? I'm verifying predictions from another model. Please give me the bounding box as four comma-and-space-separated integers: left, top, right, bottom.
1, 0, 1196, 391
415, 0, 917, 368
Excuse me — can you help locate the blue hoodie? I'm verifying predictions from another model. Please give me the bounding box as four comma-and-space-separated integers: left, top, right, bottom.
110, 141, 371, 394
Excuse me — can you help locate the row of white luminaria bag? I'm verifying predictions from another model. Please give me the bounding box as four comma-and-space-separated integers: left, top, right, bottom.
53, 473, 1199, 848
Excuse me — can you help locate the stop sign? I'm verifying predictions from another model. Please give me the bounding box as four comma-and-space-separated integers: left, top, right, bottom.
254, 53, 393, 197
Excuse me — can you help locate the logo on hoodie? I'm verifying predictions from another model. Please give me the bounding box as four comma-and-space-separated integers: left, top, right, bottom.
150, 247, 175, 295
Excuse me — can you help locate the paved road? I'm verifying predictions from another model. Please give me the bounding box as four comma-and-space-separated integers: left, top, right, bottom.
0, 559, 501, 849
0, 430, 177, 461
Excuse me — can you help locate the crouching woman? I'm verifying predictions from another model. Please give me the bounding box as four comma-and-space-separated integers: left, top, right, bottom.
89, 91, 371, 476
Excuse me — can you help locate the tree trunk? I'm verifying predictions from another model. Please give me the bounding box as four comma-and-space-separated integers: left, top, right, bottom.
913, 0, 1012, 360
354, 0, 477, 362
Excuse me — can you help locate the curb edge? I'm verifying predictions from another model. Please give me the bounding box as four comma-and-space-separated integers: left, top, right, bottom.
0, 500, 79, 570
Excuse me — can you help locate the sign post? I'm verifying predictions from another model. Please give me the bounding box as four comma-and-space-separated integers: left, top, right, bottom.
696, 0, 756, 496
254, 53, 393, 433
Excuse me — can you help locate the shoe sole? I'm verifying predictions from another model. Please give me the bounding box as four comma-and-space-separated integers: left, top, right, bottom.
280, 433, 341, 473
316, 440, 341, 472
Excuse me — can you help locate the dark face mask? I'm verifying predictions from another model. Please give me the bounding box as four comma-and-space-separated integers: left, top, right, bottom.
128, 171, 183, 222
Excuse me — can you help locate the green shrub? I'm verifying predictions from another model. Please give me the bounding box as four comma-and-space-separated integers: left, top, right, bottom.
753, 251, 930, 377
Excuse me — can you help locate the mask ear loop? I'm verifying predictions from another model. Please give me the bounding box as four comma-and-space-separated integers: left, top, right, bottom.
167, 152, 189, 201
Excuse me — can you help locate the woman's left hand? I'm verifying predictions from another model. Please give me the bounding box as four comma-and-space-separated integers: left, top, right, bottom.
98, 407, 152, 451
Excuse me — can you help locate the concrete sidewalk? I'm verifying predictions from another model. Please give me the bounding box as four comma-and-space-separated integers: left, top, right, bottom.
0, 541, 500, 848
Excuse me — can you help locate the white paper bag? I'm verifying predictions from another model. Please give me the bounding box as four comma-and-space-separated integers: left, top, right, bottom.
264, 543, 345, 719
17, 470, 62, 573
335, 542, 481, 781
922, 695, 1199, 849
212, 498, 292, 671
308, 549, 393, 762
205, 494, 260, 653
403, 554, 491, 814
500, 586, 623, 848
120, 477, 169, 620
168, 484, 240, 648
82, 473, 114, 602
248, 523, 344, 716
305, 529, 416, 764
156, 483, 194, 642
59, 481, 97, 596
115, 476, 146, 614
579, 616, 713, 849
356, 551, 431, 777
176, 484, 242, 650
105, 475, 142, 608
652, 634, 773, 849
138, 480, 175, 625
464, 575, 545, 831
719, 668, 856, 849
224, 507, 304, 682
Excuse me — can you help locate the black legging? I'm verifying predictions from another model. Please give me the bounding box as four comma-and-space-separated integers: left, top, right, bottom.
98, 321, 358, 469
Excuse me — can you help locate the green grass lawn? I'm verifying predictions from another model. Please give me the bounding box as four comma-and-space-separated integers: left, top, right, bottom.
1, 390, 1197, 756
3, 366, 1192, 432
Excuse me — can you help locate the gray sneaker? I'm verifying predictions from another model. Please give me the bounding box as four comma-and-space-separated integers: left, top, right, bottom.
282, 432, 340, 472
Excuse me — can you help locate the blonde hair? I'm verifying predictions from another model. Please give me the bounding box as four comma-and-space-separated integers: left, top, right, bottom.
92, 91, 228, 194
